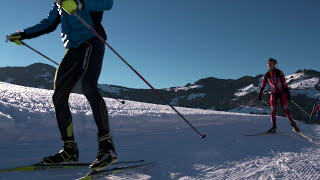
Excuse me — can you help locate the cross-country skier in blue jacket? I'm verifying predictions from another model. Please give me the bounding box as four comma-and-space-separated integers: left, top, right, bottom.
8, 0, 116, 171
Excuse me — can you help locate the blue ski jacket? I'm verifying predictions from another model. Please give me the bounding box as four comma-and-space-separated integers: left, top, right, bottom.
23, 0, 113, 48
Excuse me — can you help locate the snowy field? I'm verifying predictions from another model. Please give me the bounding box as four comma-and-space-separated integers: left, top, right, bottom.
1, 82, 320, 180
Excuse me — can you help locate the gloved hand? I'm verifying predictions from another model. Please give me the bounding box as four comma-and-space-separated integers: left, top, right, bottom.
7, 31, 26, 45
284, 88, 291, 101
56, 0, 83, 15
258, 95, 262, 100
287, 94, 291, 101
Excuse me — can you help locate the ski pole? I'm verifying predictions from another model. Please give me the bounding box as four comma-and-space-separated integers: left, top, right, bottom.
72, 12, 206, 139
291, 100, 311, 118
21, 41, 60, 65
7, 36, 60, 66
261, 99, 270, 108
6, 36, 125, 104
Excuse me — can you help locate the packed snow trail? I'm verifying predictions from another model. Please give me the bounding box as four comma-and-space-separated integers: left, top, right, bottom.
1, 82, 320, 180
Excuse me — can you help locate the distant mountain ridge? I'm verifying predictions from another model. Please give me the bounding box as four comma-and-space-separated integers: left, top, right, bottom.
0, 63, 319, 121
0, 63, 56, 90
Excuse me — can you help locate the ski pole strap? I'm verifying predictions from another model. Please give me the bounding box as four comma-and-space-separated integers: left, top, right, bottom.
291, 100, 311, 118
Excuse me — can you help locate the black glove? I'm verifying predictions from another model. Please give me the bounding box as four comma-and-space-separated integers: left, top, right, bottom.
287, 94, 291, 101
258, 95, 262, 100
283, 87, 291, 101
7, 31, 26, 45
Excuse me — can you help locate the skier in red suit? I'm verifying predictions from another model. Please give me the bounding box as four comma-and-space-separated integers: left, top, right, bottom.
313, 98, 320, 122
258, 58, 300, 133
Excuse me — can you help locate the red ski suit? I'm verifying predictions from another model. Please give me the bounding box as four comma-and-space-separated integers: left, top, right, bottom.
260, 69, 295, 125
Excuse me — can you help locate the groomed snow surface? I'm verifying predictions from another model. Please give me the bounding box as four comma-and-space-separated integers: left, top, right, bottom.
1, 82, 320, 180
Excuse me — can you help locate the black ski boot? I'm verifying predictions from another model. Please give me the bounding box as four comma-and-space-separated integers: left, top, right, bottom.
42, 140, 79, 164
267, 124, 277, 133
291, 122, 300, 132
90, 133, 117, 171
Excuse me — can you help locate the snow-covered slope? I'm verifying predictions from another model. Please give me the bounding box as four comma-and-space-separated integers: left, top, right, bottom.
282, 72, 320, 98
165, 85, 203, 92
98, 84, 129, 96
234, 84, 260, 97
1, 82, 320, 180
289, 77, 319, 90
234, 72, 320, 99
285, 72, 305, 83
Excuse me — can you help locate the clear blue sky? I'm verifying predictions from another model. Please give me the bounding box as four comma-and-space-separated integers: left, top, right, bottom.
1, 0, 320, 89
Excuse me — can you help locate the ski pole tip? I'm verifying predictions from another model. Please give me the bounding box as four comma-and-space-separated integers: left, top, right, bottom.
200, 134, 206, 139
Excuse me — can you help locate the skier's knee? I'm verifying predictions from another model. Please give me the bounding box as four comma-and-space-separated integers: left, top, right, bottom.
82, 81, 98, 98
52, 92, 67, 106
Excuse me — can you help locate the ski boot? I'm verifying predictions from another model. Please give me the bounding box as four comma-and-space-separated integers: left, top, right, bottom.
291, 122, 300, 132
90, 133, 118, 171
42, 140, 79, 164
267, 124, 277, 133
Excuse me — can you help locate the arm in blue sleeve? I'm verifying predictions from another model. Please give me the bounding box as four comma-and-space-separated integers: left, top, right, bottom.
23, 3, 61, 39
82, 0, 113, 11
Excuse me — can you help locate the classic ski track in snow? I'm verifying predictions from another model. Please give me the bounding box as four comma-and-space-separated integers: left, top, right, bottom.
187, 148, 320, 180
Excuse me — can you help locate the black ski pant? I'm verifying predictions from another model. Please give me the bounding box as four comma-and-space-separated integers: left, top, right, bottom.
52, 37, 109, 141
